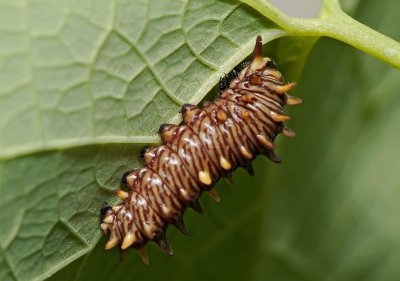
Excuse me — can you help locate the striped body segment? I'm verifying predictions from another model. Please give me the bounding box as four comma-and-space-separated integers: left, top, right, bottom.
99, 36, 301, 263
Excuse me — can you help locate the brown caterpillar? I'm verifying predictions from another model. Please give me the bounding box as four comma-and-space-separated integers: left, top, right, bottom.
99, 36, 301, 264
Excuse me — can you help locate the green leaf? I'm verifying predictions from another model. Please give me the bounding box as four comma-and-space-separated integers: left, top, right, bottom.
0, 0, 399, 281
0, 1, 288, 280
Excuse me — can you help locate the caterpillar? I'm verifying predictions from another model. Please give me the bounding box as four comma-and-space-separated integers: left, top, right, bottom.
99, 36, 301, 264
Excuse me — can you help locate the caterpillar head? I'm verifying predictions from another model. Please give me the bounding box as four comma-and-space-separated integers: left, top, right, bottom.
99, 202, 115, 236
100, 202, 134, 250
100, 199, 148, 251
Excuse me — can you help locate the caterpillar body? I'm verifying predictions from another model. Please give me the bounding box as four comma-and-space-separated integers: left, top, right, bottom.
99, 36, 301, 264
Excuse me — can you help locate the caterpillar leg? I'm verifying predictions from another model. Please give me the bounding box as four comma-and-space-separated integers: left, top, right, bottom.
139, 246, 150, 265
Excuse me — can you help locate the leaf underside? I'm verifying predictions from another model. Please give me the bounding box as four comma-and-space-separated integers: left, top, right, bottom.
0, 0, 399, 281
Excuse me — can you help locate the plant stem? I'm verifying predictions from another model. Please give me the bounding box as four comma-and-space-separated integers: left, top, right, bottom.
240, 0, 400, 69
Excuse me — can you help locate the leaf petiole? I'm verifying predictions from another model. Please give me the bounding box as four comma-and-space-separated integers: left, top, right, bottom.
240, 0, 400, 69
